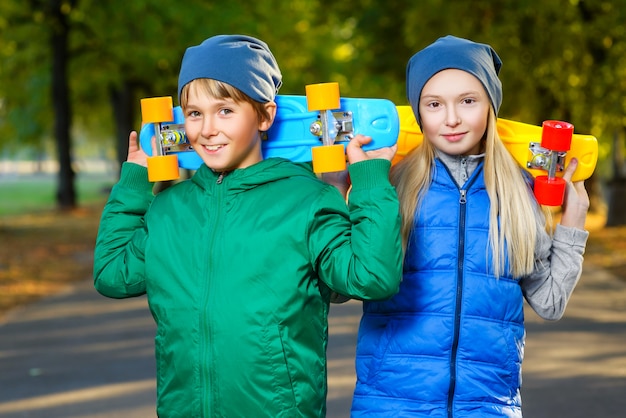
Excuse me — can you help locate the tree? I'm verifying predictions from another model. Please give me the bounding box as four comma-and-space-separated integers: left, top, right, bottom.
0, 0, 77, 209
331, 0, 625, 222
49, 0, 76, 209
2, 0, 625, 223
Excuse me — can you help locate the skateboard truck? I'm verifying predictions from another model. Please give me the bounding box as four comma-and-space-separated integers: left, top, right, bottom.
527, 143, 566, 174
305, 82, 348, 173
529, 120, 574, 206
140, 96, 185, 182
309, 111, 355, 142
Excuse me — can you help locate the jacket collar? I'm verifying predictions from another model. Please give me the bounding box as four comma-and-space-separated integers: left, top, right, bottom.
191, 157, 316, 194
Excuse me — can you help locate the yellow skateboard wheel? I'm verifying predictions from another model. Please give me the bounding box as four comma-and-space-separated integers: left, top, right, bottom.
147, 155, 180, 182
141, 97, 174, 123
306, 82, 341, 111
312, 144, 346, 173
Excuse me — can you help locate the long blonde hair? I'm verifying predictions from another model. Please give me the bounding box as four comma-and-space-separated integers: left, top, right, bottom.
391, 109, 547, 278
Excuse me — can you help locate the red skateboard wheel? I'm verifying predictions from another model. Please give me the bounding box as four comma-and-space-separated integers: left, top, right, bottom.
541, 120, 573, 152
534, 175, 566, 206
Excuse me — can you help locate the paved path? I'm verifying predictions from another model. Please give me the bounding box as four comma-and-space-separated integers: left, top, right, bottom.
1, 262, 625, 417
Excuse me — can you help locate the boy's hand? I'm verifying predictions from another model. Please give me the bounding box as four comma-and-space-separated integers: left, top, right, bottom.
346, 134, 398, 165
322, 134, 399, 198
127, 131, 150, 167
559, 158, 590, 230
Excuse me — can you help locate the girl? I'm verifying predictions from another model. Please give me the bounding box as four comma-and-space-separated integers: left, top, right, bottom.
350, 35, 590, 417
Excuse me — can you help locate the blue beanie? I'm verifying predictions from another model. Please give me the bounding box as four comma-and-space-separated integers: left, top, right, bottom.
406, 35, 502, 126
177, 34, 282, 103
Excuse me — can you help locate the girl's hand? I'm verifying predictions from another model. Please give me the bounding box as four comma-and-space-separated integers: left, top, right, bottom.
127, 131, 150, 167
559, 158, 590, 230
346, 134, 398, 165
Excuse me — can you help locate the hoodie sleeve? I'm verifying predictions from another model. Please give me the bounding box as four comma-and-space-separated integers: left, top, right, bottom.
307, 159, 403, 301
521, 221, 589, 321
93, 163, 154, 298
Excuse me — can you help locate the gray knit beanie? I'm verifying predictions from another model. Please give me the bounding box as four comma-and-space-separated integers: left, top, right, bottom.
177, 34, 282, 103
406, 35, 502, 127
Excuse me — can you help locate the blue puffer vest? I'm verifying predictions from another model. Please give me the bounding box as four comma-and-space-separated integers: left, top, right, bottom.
351, 159, 525, 417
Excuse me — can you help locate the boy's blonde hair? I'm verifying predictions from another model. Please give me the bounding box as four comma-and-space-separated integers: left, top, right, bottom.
180, 78, 273, 124
391, 109, 548, 278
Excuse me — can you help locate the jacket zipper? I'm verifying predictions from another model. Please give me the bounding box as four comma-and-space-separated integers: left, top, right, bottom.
442, 159, 480, 418
203, 173, 225, 416
447, 188, 467, 418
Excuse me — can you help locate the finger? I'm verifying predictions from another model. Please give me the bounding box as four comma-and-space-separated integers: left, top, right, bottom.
561, 157, 578, 182
364, 143, 398, 161
354, 134, 373, 147
347, 135, 371, 152
151, 134, 158, 156
128, 131, 139, 153
345, 135, 367, 165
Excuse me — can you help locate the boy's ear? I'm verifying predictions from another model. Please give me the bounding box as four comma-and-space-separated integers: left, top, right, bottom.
259, 101, 277, 131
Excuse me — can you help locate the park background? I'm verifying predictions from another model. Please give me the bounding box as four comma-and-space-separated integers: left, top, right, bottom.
1, 0, 626, 214
1, 1, 626, 416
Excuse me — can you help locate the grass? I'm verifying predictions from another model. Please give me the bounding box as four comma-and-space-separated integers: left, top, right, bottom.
0, 174, 116, 216
0, 175, 625, 321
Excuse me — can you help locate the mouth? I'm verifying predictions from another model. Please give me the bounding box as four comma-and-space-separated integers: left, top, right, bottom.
203, 144, 226, 152
442, 132, 466, 142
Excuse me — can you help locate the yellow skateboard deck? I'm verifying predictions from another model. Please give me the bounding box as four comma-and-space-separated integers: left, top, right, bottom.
393, 106, 598, 184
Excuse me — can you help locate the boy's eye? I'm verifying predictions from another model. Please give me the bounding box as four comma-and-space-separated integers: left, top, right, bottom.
219, 108, 233, 115
187, 110, 200, 118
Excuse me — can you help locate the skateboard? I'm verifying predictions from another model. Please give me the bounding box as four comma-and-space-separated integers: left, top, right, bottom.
394, 106, 598, 206
139, 82, 400, 182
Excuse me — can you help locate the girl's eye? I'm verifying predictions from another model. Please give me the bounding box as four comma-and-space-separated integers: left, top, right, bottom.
187, 110, 200, 118
427, 101, 441, 108
462, 98, 476, 105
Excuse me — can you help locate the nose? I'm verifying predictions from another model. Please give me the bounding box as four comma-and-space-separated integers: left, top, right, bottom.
201, 115, 218, 138
445, 107, 461, 127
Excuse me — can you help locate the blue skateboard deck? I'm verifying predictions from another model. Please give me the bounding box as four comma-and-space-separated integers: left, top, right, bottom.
139, 94, 400, 172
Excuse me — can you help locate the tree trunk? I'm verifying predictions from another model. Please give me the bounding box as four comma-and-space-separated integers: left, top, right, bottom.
605, 179, 626, 226
110, 82, 134, 175
50, 0, 75, 210
606, 129, 626, 226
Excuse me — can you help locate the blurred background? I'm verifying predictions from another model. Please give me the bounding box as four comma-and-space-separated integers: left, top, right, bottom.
0, 0, 624, 221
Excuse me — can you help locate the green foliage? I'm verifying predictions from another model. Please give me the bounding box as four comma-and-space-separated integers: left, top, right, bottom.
1, 0, 625, 181
0, 2, 52, 150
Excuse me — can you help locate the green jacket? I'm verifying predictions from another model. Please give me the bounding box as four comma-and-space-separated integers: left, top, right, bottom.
93, 157, 402, 417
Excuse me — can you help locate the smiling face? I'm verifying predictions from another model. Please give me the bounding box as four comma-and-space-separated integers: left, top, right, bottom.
419, 69, 491, 156
182, 80, 276, 172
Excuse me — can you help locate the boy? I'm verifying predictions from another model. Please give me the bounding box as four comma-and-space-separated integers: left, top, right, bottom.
93, 34, 402, 417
